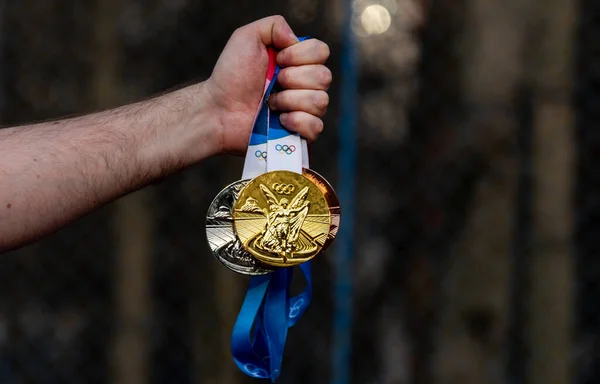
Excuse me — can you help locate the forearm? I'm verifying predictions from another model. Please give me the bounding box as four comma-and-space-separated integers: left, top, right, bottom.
0, 81, 221, 252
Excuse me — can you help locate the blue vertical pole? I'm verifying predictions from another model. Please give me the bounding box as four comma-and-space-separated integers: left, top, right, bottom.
332, 0, 357, 383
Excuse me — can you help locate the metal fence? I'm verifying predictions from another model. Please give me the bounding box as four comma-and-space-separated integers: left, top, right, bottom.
0, 0, 596, 383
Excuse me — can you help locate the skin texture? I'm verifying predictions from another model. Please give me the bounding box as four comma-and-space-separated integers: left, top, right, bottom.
0, 16, 331, 252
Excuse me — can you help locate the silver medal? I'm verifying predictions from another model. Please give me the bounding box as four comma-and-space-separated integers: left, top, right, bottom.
205, 179, 275, 275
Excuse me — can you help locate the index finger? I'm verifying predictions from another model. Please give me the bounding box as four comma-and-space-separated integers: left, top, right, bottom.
277, 39, 330, 67
241, 15, 299, 50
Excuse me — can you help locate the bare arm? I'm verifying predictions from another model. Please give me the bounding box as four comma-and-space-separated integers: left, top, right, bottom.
0, 83, 220, 251
0, 15, 332, 252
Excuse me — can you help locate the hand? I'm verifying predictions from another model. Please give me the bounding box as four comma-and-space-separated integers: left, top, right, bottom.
205, 15, 332, 155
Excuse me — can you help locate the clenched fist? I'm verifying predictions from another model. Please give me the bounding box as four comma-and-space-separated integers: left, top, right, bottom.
205, 15, 332, 154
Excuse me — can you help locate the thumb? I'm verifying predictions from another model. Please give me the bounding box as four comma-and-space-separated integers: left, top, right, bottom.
248, 15, 298, 49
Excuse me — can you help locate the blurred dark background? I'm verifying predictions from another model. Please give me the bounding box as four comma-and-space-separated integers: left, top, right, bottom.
0, 0, 595, 383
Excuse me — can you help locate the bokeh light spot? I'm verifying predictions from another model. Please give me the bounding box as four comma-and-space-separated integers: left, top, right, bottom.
360, 4, 391, 35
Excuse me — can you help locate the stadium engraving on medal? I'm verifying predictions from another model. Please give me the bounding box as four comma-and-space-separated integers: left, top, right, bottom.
206, 180, 274, 275
233, 170, 331, 267
302, 168, 341, 251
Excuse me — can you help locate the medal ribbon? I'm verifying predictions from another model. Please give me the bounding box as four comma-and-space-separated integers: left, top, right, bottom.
231, 38, 313, 382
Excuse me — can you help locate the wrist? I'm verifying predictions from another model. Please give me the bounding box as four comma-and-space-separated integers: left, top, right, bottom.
135, 81, 224, 179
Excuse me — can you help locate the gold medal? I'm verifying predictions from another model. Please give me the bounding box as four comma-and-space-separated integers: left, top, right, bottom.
233, 170, 331, 267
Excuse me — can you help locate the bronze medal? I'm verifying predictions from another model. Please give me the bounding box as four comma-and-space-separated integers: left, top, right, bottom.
302, 168, 340, 251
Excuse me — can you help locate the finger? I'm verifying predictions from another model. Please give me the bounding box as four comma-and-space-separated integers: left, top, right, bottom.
277, 65, 332, 91
242, 15, 298, 50
277, 39, 330, 67
268, 90, 329, 117
280, 112, 324, 142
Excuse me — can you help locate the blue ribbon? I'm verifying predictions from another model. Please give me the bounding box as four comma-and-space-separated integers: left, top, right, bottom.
231, 263, 312, 381
231, 37, 313, 382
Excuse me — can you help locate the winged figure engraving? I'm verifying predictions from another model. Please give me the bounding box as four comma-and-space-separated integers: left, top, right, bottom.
254, 184, 311, 260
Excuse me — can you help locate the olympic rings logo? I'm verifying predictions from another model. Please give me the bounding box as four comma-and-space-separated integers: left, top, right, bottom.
289, 298, 305, 318
275, 144, 296, 155
254, 145, 295, 159
254, 150, 267, 160
272, 183, 295, 195
243, 364, 268, 378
